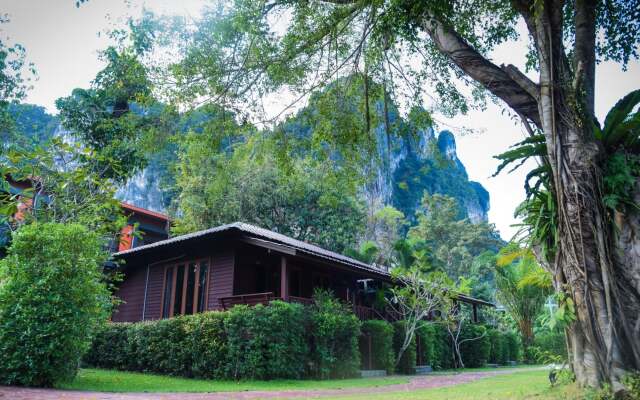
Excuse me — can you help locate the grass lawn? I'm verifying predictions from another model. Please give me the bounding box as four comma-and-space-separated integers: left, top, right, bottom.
57, 367, 582, 399
57, 368, 409, 392
325, 369, 583, 400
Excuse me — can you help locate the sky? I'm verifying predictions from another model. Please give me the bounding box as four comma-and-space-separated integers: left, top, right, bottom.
3, 0, 639, 239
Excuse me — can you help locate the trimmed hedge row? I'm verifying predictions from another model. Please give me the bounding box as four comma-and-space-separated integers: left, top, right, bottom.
85, 298, 360, 380
360, 323, 521, 373
487, 328, 521, 365
87, 306, 524, 380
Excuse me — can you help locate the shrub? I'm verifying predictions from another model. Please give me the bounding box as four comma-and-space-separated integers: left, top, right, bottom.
533, 329, 566, 360
0, 223, 111, 387
415, 323, 454, 370
486, 328, 507, 365
504, 331, 521, 362
458, 324, 490, 368
225, 301, 308, 380
308, 290, 361, 379
360, 320, 394, 373
83, 323, 130, 370
185, 312, 227, 379
392, 321, 416, 374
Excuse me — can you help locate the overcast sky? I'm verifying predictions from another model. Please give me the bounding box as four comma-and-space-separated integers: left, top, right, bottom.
3, 0, 639, 239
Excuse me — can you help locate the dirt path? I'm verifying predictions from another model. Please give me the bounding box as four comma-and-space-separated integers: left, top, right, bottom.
0, 368, 540, 400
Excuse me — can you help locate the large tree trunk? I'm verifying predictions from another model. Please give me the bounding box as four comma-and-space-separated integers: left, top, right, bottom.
531, 1, 640, 390
418, 0, 640, 391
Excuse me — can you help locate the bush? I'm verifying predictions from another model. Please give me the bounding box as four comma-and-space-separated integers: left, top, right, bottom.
486, 329, 507, 365
83, 323, 130, 370
533, 329, 566, 360
308, 290, 361, 379
85, 294, 363, 381
416, 323, 453, 370
0, 223, 111, 387
185, 312, 228, 379
392, 321, 416, 374
458, 324, 490, 368
226, 301, 308, 380
504, 331, 521, 362
360, 320, 394, 373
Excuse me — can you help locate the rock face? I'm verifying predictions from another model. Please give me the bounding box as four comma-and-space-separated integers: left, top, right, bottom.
366, 108, 489, 223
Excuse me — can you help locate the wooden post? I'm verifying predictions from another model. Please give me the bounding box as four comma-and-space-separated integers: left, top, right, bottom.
280, 256, 289, 301
472, 304, 478, 323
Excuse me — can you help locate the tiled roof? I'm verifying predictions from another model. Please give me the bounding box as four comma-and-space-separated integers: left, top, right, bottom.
114, 222, 389, 277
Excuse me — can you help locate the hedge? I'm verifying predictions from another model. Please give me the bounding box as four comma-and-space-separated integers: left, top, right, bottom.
416, 323, 453, 370
85, 294, 360, 380
533, 329, 565, 360
225, 301, 308, 380
308, 291, 361, 379
458, 325, 490, 368
359, 320, 394, 373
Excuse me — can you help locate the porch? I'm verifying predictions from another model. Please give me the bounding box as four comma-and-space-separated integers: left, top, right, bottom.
222, 242, 384, 320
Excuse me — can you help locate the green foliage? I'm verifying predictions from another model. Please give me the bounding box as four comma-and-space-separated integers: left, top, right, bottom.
495, 244, 551, 360
457, 324, 490, 368
486, 328, 507, 365
308, 290, 362, 379
495, 89, 640, 264
416, 323, 453, 370
86, 294, 361, 381
225, 301, 308, 380
622, 371, 640, 400
0, 223, 111, 387
55, 38, 162, 183
392, 321, 417, 374
0, 141, 127, 239
359, 320, 395, 373
173, 129, 366, 253
85, 312, 227, 378
532, 329, 566, 361
407, 193, 500, 280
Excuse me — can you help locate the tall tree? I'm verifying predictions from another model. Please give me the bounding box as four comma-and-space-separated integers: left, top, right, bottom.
407, 194, 499, 280
139, 0, 639, 390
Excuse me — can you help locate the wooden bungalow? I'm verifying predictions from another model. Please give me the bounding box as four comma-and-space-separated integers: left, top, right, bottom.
111, 222, 493, 323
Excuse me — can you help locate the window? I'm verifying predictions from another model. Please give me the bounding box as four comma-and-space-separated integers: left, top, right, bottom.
161, 259, 209, 318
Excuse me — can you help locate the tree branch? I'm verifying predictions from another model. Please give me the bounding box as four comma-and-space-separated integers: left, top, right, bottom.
420, 14, 541, 128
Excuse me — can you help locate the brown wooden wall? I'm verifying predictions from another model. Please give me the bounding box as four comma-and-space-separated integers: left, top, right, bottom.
112, 248, 237, 322
143, 263, 165, 320
207, 249, 235, 310
112, 266, 146, 322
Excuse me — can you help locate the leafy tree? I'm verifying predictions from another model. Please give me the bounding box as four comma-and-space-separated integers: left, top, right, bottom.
172, 130, 366, 253
387, 267, 451, 367
0, 15, 34, 143
55, 37, 161, 183
495, 244, 552, 362
360, 205, 406, 268
0, 140, 128, 256
0, 223, 111, 387
407, 194, 500, 280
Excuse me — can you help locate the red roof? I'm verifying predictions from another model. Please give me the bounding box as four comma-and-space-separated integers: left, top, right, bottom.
120, 202, 170, 221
